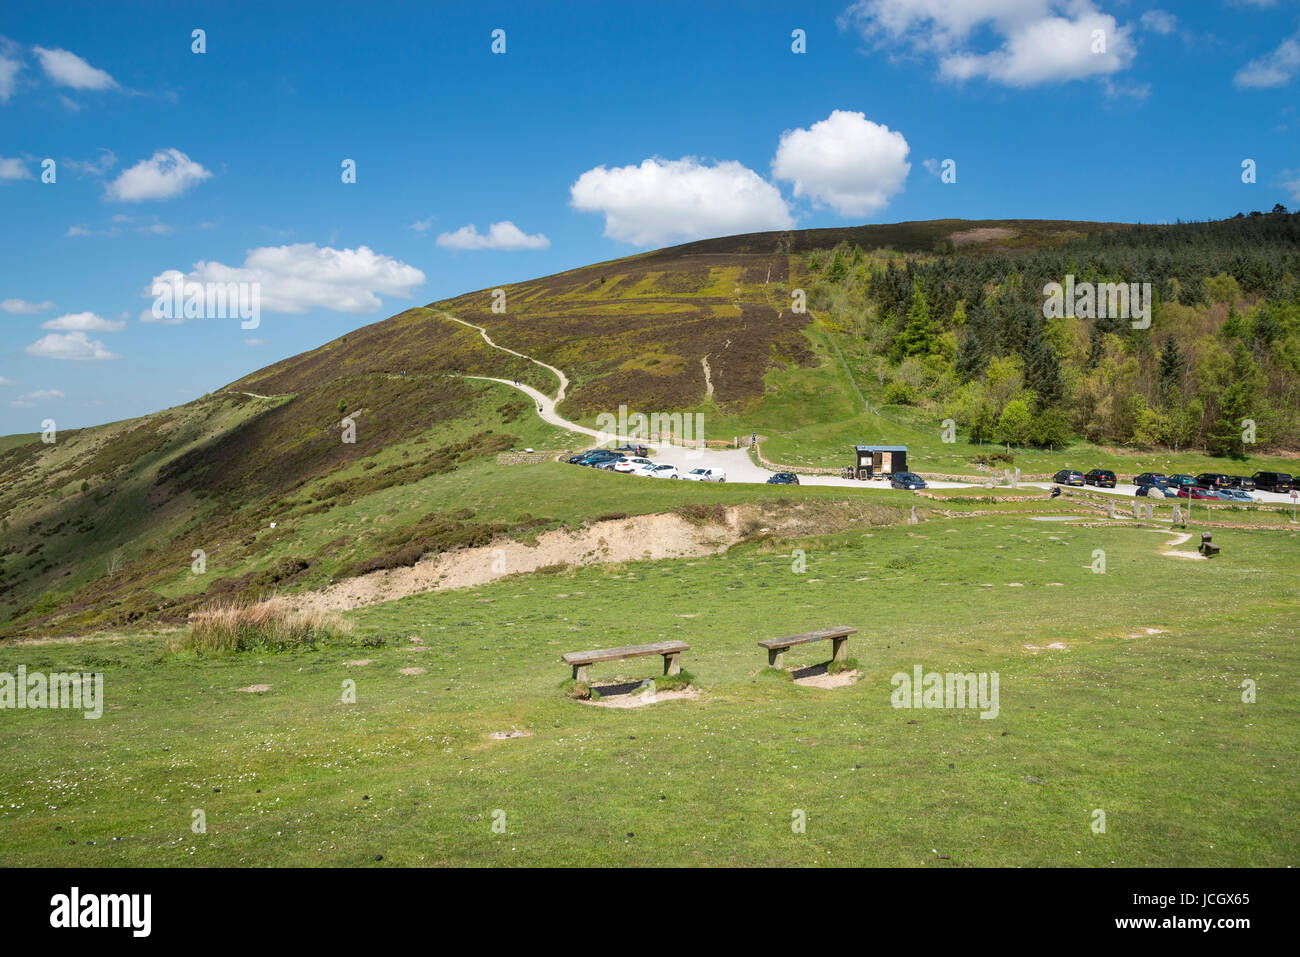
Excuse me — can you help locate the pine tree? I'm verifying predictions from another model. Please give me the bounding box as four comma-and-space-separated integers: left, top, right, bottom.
1157, 335, 1184, 407
893, 282, 937, 360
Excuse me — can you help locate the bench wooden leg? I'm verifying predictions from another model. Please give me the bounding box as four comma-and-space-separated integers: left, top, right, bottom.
768, 648, 784, 668
832, 636, 848, 662
572, 663, 589, 682
663, 652, 681, 676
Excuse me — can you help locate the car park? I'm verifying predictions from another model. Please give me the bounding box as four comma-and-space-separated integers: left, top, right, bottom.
890, 471, 927, 490
683, 467, 726, 482
1251, 471, 1294, 493
766, 472, 800, 485
1134, 472, 1170, 488
1195, 472, 1231, 489
1084, 469, 1116, 488
1229, 475, 1256, 491
647, 464, 681, 479
1053, 469, 1084, 487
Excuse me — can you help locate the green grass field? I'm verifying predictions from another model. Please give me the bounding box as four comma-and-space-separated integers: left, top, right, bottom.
3, 516, 1296, 866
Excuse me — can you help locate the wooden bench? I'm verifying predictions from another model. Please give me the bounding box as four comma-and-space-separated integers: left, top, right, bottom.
758, 626, 857, 669
1199, 532, 1220, 557
561, 641, 689, 683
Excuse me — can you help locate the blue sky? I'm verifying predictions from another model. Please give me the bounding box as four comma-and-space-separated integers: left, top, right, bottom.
2, 0, 1298, 435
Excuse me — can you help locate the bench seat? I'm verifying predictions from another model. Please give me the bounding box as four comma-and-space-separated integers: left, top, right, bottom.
758, 626, 857, 668
562, 641, 689, 682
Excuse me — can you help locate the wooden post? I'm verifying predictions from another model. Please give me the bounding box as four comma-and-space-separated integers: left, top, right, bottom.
572, 663, 589, 682
663, 652, 681, 675
768, 648, 784, 668
832, 635, 848, 662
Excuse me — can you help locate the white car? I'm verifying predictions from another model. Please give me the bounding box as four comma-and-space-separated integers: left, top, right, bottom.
647, 464, 681, 479
683, 467, 726, 483
614, 457, 654, 474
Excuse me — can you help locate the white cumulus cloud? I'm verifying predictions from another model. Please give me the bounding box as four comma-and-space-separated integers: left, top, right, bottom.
841, 0, 1137, 87
0, 50, 20, 102
146, 243, 426, 317
0, 157, 31, 182
772, 110, 911, 217
25, 331, 120, 361
41, 311, 125, 332
10, 388, 64, 407
32, 46, 116, 90
436, 221, 550, 251
1235, 32, 1300, 89
106, 148, 211, 202
570, 157, 794, 246
1140, 10, 1178, 35
1, 298, 55, 314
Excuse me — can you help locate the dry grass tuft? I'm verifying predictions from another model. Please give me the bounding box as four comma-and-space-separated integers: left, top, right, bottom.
172, 598, 350, 655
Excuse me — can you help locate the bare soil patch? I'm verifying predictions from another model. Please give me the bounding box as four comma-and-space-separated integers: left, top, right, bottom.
949, 227, 1015, 246
791, 662, 861, 688
581, 679, 700, 709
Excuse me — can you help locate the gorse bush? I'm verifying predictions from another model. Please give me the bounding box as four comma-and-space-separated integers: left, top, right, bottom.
172, 599, 350, 655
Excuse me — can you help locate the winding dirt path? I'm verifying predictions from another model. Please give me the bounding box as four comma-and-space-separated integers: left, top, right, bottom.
435, 311, 569, 401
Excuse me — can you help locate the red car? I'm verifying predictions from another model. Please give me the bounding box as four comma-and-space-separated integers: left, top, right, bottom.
1176, 486, 1218, 500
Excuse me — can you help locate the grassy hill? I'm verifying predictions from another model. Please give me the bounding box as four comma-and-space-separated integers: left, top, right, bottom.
2, 216, 1297, 640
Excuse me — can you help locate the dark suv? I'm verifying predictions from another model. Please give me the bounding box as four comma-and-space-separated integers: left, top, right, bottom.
1196, 472, 1231, 490
890, 472, 927, 490
1252, 471, 1294, 493
1084, 469, 1116, 488
1134, 472, 1169, 488
766, 472, 800, 485
1229, 475, 1256, 491
571, 450, 622, 466
1053, 469, 1084, 487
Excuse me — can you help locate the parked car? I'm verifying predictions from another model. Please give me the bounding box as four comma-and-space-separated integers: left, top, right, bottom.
683, 467, 726, 482
613, 444, 650, 458
766, 472, 800, 485
1218, 487, 1253, 502
1134, 472, 1170, 488
1176, 486, 1218, 500
1134, 484, 1164, 498
614, 457, 655, 474
890, 472, 927, 490
1229, 475, 1256, 491
1167, 474, 1199, 491
1195, 472, 1232, 489
1053, 469, 1085, 487
647, 464, 681, 479
1252, 471, 1295, 493
1084, 469, 1117, 488
571, 449, 621, 466
591, 458, 623, 471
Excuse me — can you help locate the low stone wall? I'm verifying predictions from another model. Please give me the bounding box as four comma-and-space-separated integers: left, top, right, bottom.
496, 451, 566, 465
